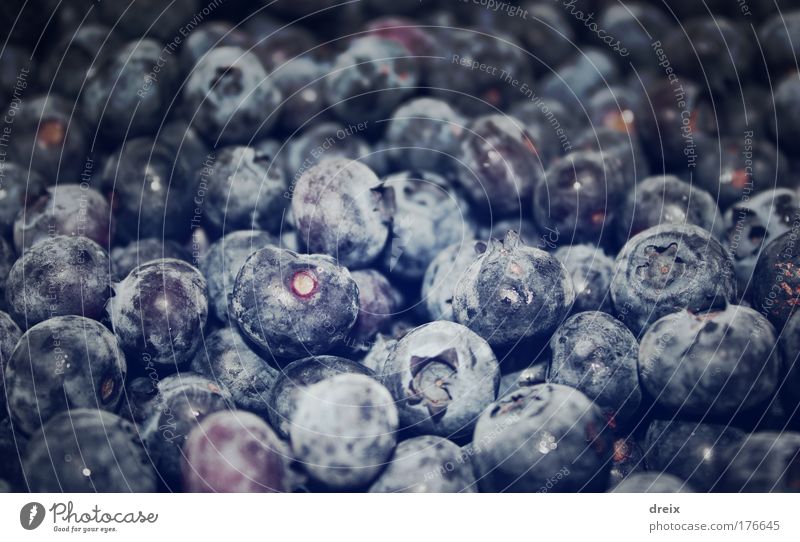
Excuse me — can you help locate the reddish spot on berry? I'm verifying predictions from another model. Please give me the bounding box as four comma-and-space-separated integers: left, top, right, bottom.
38, 120, 66, 148
291, 270, 319, 299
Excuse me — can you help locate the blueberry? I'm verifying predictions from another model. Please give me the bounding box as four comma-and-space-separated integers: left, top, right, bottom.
267, 355, 374, 439
643, 419, 746, 492
81, 39, 177, 141
284, 122, 372, 179
617, 175, 724, 245
457, 114, 544, 217
247, 19, 317, 72
752, 229, 800, 329
0, 45, 34, 106
202, 145, 287, 235
326, 36, 418, 123
201, 230, 276, 323
640, 305, 780, 419
611, 473, 692, 493
179, 21, 254, 72
639, 78, 716, 170
548, 311, 641, 428
0, 162, 46, 236
137, 373, 231, 486
41, 22, 118, 98
760, 10, 800, 75
453, 231, 574, 346
347, 269, 403, 352
231, 247, 359, 358
587, 86, 644, 136
506, 3, 573, 74
290, 373, 398, 489
4, 316, 125, 435
608, 437, 646, 488
360, 335, 397, 381
718, 432, 800, 492
540, 49, 619, 106
724, 189, 799, 295
6, 235, 111, 326
0, 237, 15, 304
364, 16, 437, 66
695, 138, 788, 209
0, 417, 26, 489
554, 244, 615, 313
182, 410, 289, 492
472, 383, 613, 492
611, 224, 737, 335
14, 184, 112, 252
383, 321, 500, 438
111, 238, 191, 280
385, 98, 467, 173
429, 29, 530, 116
291, 158, 390, 268
572, 127, 648, 191
533, 151, 622, 246
190, 326, 279, 420
101, 137, 196, 242
108, 258, 208, 368
0, 311, 22, 422
97, 0, 200, 41
272, 57, 328, 134
369, 435, 476, 493
779, 310, 800, 416
6, 95, 88, 180
23, 409, 156, 492
664, 17, 752, 94
422, 240, 482, 322
770, 75, 800, 157
598, 4, 672, 71
382, 170, 474, 280
184, 46, 281, 145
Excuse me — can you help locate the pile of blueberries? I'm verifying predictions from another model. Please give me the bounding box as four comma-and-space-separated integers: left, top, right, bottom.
2, 0, 800, 493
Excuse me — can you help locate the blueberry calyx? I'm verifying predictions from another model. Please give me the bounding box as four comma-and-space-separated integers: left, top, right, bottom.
406, 348, 459, 419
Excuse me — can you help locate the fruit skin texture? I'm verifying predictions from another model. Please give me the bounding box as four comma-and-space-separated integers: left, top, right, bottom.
290, 374, 398, 490
422, 240, 481, 322
611, 224, 736, 335
326, 36, 418, 123
554, 244, 615, 314
231, 246, 359, 359
0, 162, 46, 237
137, 373, 232, 486
108, 258, 208, 367
724, 189, 799, 296
14, 184, 112, 253
190, 326, 278, 420
5, 235, 111, 326
453, 231, 574, 346
381, 170, 474, 280
472, 383, 613, 493
200, 230, 276, 323
639, 306, 780, 419
611, 473, 692, 493
184, 46, 281, 144
182, 410, 288, 493
347, 269, 403, 351
383, 321, 500, 438
533, 151, 622, 246
643, 419, 746, 492
617, 175, 724, 245
23, 409, 157, 492
203, 146, 287, 235
779, 310, 800, 415
752, 229, 800, 329
457, 114, 543, 217
267, 355, 374, 439
718, 432, 800, 492
548, 311, 641, 428
4, 316, 126, 435
385, 97, 466, 173
369, 435, 476, 493
291, 158, 390, 268
111, 238, 190, 280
